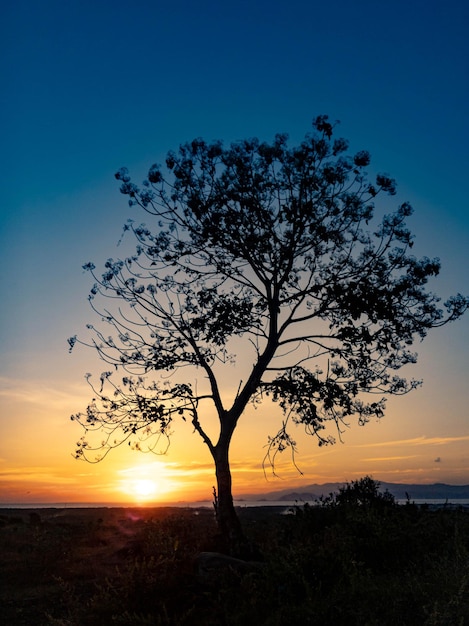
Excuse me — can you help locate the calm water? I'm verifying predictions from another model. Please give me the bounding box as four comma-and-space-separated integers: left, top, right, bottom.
1, 499, 469, 509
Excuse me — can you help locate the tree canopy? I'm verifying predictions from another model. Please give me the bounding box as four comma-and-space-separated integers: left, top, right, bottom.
69, 115, 468, 549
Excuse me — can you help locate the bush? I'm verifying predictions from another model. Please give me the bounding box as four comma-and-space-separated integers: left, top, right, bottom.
2, 485, 469, 625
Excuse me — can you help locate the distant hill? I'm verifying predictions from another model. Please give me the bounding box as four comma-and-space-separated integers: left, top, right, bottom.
237, 481, 469, 502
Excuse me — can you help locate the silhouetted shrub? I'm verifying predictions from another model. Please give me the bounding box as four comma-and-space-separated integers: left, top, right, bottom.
1, 497, 468, 625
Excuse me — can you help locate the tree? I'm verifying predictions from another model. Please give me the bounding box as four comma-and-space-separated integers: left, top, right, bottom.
318, 476, 396, 509
69, 116, 468, 554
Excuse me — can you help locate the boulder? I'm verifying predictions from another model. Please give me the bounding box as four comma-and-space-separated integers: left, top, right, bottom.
195, 551, 264, 586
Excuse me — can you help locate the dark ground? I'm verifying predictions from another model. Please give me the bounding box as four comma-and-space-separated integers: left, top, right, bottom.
1, 503, 468, 625
0, 506, 282, 625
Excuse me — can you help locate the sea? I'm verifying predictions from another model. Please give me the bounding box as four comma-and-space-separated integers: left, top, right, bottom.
1, 499, 469, 509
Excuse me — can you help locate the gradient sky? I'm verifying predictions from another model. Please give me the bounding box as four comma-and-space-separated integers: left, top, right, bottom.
1, 0, 468, 504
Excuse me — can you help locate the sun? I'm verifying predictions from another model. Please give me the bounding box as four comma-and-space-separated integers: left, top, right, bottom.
117, 461, 177, 503
133, 479, 158, 499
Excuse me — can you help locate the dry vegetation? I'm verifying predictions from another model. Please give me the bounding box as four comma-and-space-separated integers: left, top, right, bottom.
1, 491, 468, 625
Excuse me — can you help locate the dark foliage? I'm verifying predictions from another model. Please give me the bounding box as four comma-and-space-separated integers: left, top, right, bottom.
2, 489, 469, 625
69, 116, 468, 547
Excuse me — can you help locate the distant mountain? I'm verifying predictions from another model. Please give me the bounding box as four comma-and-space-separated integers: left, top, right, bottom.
380, 482, 469, 500
237, 481, 469, 502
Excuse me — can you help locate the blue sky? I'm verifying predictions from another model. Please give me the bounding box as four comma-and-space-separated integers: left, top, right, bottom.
1, 0, 468, 502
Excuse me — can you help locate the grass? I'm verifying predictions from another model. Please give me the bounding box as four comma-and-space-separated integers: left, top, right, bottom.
1, 490, 468, 625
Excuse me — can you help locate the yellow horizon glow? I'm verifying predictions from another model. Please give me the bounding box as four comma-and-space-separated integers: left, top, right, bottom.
1, 340, 469, 507
128, 479, 158, 500
116, 461, 178, 503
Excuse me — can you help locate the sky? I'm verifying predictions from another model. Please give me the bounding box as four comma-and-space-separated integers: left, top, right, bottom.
1, 0, 468, 504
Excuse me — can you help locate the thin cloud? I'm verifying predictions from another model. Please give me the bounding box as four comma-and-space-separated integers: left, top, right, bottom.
0, 467, 79, 484
164, 459, 264, 474
0, 376, 89, 407
356, 435, 469, 448
362, 455, 418, 462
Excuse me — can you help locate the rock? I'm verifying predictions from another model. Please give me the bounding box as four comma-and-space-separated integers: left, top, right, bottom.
195, 551, 264, 586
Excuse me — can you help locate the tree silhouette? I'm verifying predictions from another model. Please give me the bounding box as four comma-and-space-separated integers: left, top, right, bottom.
69, 116, 468, 554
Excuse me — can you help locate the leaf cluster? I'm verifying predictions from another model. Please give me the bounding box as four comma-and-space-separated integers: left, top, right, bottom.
70, 116, 468, 462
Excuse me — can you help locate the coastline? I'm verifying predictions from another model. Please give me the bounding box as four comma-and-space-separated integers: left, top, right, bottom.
1, 500, 469, 522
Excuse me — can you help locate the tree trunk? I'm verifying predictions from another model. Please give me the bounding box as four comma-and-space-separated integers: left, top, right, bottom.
213, 443, 249, 557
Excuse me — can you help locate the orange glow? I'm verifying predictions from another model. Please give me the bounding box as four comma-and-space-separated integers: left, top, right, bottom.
116, 461, 178, 503
129, 479, 158, 500
1, 357, 469, 507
